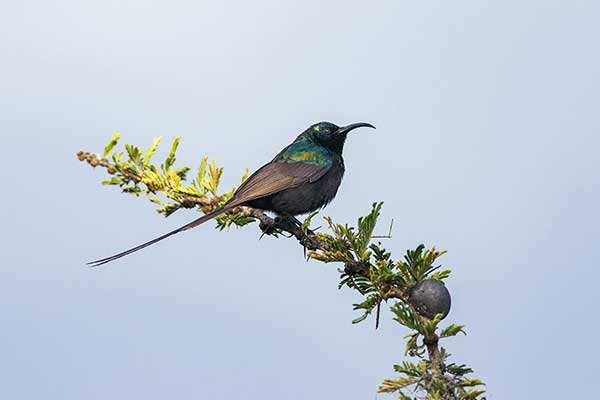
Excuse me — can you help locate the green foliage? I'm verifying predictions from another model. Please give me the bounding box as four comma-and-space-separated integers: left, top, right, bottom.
441, 324, 467, 338
301, 210, 320, 233
143, 136, 162, 166
93, 135, 253, 227
163, 136, 180, 172
398, 244, 449, 282
306, 203, 486, 399
350, 201, 382, 258
380, 346, 486, 399
81, 134, 487, 400
103, 132, 120, 158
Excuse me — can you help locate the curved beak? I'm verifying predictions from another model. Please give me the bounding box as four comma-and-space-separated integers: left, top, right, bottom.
337, 122, 376, 135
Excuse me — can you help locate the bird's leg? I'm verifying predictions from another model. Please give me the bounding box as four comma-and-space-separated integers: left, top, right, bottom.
289, 215, 303, 227
289, 215, 316, 236
273, 215, 296, 238
276, 215, 316, 237
274, 214, 317, 260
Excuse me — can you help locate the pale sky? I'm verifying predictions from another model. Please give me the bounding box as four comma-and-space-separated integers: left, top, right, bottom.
1, 1, 599, 399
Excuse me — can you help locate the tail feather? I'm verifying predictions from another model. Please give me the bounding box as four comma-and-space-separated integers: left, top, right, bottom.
87, 206, 230, 267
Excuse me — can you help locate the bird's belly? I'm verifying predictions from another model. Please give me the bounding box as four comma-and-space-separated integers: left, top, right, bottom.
247, 168, 344, 216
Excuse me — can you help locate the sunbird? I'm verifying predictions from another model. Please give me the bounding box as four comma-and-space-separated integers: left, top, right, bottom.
88, 121, 375, 266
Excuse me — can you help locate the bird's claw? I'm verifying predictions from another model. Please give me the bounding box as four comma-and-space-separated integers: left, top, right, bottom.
303, 227, 316, 236
259, 219, 279, 236
286, 215, 316, 236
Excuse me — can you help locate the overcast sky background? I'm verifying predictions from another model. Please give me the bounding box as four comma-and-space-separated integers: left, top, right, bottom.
1, 1, 598, 399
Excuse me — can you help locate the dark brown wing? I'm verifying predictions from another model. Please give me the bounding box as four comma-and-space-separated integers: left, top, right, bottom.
227, 160, 331, 207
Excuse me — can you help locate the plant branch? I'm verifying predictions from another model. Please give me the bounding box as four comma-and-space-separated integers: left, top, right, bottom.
77, 137, 486, 400
77, 149, 400, 294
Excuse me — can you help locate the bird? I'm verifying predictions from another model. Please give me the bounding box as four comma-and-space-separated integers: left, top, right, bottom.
88, 121, 375, 266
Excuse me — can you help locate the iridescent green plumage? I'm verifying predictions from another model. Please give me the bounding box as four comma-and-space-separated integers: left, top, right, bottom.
275, 123, 336, 167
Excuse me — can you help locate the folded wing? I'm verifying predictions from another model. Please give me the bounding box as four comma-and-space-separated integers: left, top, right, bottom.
228, 160, 331, 207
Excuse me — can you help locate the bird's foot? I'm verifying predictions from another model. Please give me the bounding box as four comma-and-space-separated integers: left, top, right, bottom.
258, 216, 295, 238
279, 216, 320, 259
258, 218, 279, 236
273, 216, 298, 237
288, 215, 316, 236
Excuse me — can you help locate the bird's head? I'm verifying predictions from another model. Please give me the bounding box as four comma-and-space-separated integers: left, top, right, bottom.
307, 121, 375, 153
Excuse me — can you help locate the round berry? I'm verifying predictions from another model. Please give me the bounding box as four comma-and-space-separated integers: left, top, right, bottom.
408, 279, 451, 320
